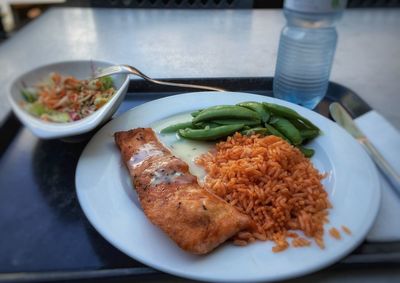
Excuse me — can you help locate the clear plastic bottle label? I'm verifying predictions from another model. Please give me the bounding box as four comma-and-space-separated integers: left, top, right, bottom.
284, 0, 347, 13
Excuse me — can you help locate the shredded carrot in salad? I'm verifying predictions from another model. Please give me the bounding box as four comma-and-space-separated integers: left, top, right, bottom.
20, 72, 116, 123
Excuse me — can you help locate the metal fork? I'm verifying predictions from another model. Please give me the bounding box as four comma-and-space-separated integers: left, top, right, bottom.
94, 64, 226, 92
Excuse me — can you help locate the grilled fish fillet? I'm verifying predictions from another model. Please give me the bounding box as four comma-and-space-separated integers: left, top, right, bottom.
114, 128, 254, 254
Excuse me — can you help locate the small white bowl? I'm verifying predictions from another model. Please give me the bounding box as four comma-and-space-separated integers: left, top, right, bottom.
8, 60, 130, 139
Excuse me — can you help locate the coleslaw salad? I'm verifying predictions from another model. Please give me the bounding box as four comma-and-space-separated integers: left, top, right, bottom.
20, 72, 116, 123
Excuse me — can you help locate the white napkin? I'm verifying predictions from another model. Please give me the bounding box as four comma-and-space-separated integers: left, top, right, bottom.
352, 110, 400, 242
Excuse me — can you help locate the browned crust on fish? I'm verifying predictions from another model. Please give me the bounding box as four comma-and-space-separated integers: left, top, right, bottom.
114, 128, 254, 254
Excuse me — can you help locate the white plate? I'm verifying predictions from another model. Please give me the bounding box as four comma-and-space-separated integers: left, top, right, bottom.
75, 92, 381, 282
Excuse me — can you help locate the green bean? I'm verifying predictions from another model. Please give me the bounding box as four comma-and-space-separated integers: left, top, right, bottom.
192, 105, 260, 124
287, 118, 309, 130
264, 124, 290, 143
269, 117, 303, 145
193, 121, 221, 128
178, 124, 244, 141
298, 146, 315, 158
212, 118, 261, 126
160, 121, 194, 133
241, 127, 268, 136
300, 129, 320, 141
268, 116, 280, 124
263, 102, 319, 131
191, 109, 203, 117
275, 116, 320, 141
237, 102, 270, 123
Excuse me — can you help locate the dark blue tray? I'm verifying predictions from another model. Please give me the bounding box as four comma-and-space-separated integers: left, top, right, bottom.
0, 77, 398, 282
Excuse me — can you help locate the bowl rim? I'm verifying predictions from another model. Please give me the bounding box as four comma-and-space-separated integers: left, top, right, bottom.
8, 60, 130, 139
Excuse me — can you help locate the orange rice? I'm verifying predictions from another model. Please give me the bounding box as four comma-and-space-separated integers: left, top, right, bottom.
292, 237, 312, 248
329, 227, 341, 240
341, 225, 352, 235
196, 133, 331, 252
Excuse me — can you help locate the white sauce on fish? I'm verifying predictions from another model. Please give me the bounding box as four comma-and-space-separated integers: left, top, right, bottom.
144, 157, 196, 186
129, 143, 164, 169
151, 112, 214, 182
150, 170, 184, 185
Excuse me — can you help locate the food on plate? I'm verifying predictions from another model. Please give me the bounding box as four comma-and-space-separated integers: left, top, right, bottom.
20, 72, 115, 122
341, 225, 352, 235
291, 237, 311, 248
161, 102, 320, 157
196, 133, 331, 252
115, 103, 340, 254
114, 128, 255, 255
329, 227, 341, 240
179, 124, 245, 141
192, 105, 261, 123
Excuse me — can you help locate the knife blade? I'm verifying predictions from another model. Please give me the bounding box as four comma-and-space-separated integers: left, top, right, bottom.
329, 102, 400, 195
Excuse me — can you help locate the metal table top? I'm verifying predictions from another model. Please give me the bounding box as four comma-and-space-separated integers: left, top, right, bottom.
0, 7, 400, 129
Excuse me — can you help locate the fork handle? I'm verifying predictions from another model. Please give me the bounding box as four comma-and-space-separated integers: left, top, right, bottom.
122, 64, 225, 92
95, 64, 226, 92
144, 78, 226, 92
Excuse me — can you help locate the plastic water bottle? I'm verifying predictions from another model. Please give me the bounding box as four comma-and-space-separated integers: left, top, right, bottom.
273, 0, 347, 109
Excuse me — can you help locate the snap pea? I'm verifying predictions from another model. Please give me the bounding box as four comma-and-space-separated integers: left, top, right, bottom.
287, 118, 309, 130
264, 124, 290, 143
160, 121, 194, 133
300, 129, 320, 141
287, 119, 320, 141
237, 102, 270, 123
193, 121, 221, 128
269, 117, 303, 145
212, 118, 261, 126
263, 102, 319, 131
191, 109, 203, 117
192, 105, 260, 124
298, 146, 315, 158
241, 127, 268, 136
268, 115, 280, 124
178, 124, 244, 141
